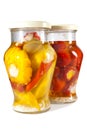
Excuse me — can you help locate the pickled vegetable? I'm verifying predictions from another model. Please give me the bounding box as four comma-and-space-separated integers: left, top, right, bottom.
4, 32, 56, 112
50, 41, 83, 99
13, 90, 40, 110
4, 46, 32, 84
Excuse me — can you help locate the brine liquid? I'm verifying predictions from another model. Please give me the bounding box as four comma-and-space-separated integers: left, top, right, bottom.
50, 41, 83, 103
4, 32, 56, 113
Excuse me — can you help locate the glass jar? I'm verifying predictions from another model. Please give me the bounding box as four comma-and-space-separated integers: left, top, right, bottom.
47, 25, 83, 103
4, 21, 56, 113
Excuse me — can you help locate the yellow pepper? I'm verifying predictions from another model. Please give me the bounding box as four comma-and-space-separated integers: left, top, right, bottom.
4, 46, 32, 84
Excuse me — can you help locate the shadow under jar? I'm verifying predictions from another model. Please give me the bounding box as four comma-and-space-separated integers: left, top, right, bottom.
4, 21, 56, 113
47, 25, 83, 103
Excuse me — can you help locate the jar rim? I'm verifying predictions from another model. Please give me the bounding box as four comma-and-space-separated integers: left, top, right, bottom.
51, 24, 78, 31
9, 21, 51, 30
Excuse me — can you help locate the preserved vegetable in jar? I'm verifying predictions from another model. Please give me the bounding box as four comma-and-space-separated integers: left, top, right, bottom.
47, 25, 83, 103
4, 21, 56, 113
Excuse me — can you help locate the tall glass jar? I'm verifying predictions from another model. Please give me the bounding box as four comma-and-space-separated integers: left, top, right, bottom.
4, 21, 56, 113
47, 25, 83, 103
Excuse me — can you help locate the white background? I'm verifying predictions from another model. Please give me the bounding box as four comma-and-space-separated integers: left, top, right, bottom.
0, 0, 87, 130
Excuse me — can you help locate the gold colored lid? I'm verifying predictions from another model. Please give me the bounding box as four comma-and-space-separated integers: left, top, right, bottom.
9, 21, 51, 29
51, 24, 78, 31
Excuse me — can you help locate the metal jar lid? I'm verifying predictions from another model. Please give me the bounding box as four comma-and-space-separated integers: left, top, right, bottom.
9, 21, 51, 30
51, 24, 78, 31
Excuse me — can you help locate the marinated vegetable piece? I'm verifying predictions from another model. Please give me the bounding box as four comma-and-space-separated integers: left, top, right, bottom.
31, 60, 56, 99
57, 51, 71, 67
52, 41, 71, 67
51, 41, 66, 52
66, 69, 75, 80
26, 61, 52, 91
32, 32, 41, 40
29, 43, 55, 73
52, 78, 65, 93
23, 40, 42, 54
13, 90, 40, 110
11, 82, 25, 92
43, 44, 55, 63
24, 32, 40, 41
25, 42, 56, 90
59, 66, 77, 81
4, 45, 32, 84
23, 32, 42, 54
50, 41, 83, 99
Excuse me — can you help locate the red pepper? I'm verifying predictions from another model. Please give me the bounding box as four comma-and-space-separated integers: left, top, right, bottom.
51, 78, 65, 93
52, 41, 66, 52
26, 61, 52, 91
57, 51, 71, 67
24, 32, 40, 41
10, 81, 25, 92
33, 32, 40, 40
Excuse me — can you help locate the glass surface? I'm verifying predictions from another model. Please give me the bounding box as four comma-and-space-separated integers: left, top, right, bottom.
48, 31, 83, 103
4, 30, 56, 113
